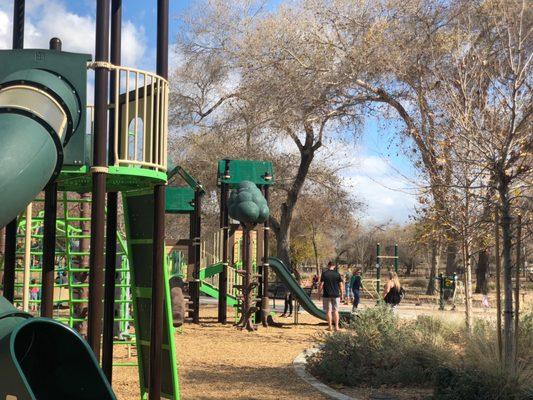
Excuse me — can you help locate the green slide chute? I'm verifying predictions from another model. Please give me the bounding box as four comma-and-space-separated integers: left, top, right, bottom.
0, 63, 82, 228
0, 297, 115, 399
268, 257, 351, 321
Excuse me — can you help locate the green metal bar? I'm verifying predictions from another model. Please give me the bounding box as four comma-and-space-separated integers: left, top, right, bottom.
394, 243, 399, 273
113, 362, 138, 367
376, 243, 381, 296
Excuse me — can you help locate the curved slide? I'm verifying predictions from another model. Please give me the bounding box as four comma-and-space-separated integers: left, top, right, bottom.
268, 257, 351, 321
0, 67, 81, 228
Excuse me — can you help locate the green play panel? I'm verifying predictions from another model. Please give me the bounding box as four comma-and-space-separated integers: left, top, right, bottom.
217, 159, 274, 188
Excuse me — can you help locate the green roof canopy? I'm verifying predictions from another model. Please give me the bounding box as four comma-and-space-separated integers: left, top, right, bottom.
217, 159, 274, 188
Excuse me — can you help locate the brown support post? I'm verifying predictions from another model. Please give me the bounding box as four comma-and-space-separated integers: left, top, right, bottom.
88, 0, 110, 359
3, 0, 26, 303
192, 188, 202, 323
12, 0, 24, 49
40, 38, 62, 318
40, 182, 57, 317
261, 185, 270, 326
3, 222, 17, 303
495, 210, 502, 360
218, 181, 229, 323
102, 0, 121, 381
514, 215, 521, 363
187, 213, 196, 320
148, 0, 168, 398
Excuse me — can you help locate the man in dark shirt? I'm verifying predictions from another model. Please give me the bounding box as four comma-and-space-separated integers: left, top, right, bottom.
319, 261, 344, 331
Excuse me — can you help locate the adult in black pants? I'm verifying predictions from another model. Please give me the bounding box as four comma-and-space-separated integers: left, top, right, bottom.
280, 284, 293, 317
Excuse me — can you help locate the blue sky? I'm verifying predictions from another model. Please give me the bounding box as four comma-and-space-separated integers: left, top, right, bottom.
0, 0, 418, 224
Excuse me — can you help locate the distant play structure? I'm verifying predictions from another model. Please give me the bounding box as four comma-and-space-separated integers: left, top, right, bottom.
192, 160, 352, 326
375, 242, 399, 295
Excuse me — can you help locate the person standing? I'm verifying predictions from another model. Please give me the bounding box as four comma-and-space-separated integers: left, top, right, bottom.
280, 287, 293, 318
343, 268, 352, 304
349, 268, 363, 311
319, 261, 343, 331
383, 271, 403, 310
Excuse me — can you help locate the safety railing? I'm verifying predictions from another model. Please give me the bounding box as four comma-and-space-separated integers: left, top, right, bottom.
87, 63, 168, 173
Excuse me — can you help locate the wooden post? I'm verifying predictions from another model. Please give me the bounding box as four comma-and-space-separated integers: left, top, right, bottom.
88, 0, 110, 358
148, 0, 169, 397
218, 162, 230, 323
261, 185, 270, 327
3, 0, 26, 304
41, 182, 57, 318
102, 0, 121, 381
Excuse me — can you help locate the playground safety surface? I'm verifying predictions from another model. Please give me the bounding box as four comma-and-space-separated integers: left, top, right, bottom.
113, 305, 329, 400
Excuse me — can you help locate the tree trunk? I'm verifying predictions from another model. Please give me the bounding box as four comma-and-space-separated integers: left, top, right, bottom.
514, 215, 521, 365
426, 241, 440, 295
74, 193, 91, 336
271, 145, 315, 280
475, 250, 489, 294
312, 233, 320, 277
499, 181, 514, 368
445, 239, 458, 275
463, 239, 473, 333
495, 210, 503, 360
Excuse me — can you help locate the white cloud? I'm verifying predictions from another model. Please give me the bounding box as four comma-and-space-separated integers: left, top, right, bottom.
342, 155, 418, 224
0, 1, 146, 68
0, 10, 10, 49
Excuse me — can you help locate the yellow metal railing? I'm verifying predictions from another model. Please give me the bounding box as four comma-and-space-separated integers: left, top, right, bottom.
87, 63, 168, 173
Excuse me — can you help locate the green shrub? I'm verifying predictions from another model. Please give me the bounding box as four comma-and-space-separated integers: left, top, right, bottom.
307, 309, 533, 399
307, 306, 448, 387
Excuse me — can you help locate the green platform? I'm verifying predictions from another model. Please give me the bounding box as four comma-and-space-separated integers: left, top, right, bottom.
57, 165, 167, 193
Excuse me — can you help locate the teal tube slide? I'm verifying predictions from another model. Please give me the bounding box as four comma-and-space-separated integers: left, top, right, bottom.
0, 68, 81, 228
0, 114, 58, 227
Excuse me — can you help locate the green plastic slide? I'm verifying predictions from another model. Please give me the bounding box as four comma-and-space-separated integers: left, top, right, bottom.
198, 263, 238, 307
268, 257, 351, 321
0, 63, 83, 228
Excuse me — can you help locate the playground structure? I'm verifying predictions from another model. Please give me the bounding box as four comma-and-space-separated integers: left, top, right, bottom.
375, 242, 399, 295
193, 158, 353, 325
13, 196, 134, 351
0, 0, 178, 398
0, 0, 359, 398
